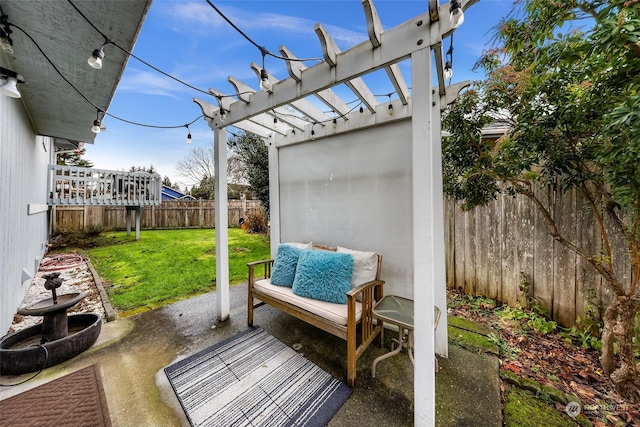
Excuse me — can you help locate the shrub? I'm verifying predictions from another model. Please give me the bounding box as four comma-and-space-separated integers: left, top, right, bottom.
243, 208, 269, 234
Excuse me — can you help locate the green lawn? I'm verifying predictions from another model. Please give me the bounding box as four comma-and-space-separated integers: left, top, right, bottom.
85, 229, 270, 315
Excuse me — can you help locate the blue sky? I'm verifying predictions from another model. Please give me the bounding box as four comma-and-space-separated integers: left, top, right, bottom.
84, 0, 513, 189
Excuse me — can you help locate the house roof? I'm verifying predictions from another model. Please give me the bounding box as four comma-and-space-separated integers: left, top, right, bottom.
0, 0, 151, 148
162, 185, 194, 201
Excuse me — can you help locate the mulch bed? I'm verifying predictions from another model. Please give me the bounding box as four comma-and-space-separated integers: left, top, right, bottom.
448, 289, 640, 426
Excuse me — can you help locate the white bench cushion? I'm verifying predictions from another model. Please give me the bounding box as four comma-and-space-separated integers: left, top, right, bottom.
254, 279, 362, 326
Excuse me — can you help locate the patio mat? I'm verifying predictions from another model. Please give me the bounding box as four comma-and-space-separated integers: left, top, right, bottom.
0, 364, 111, 427
164, 327, 352, 427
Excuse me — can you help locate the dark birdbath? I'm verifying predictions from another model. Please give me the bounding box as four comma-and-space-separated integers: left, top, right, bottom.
0, 272, 101, 375
17, 273, 88, 343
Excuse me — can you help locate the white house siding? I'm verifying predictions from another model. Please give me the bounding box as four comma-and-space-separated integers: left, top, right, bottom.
1, 96, 51, 335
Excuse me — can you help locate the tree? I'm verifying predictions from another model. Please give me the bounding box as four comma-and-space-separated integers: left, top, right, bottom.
176, 145, 216, 186
190, 176, 215, 199
56, 148, 93, 168
442, 0, 640, 402
228, 131, 270, 214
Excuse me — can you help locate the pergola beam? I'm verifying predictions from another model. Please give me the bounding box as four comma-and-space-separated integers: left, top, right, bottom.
213, 9, 450, 128
280, 45, 352, 117
250, 62, 331, 124
363, 0, 409, 105
315, 23, 378, 113
228, 76, 310, 131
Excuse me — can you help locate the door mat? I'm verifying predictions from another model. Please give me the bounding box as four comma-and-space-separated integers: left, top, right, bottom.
0, 364, 111, 427
164, 327, 352, 427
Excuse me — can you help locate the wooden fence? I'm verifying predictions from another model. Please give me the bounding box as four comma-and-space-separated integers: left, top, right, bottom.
444, 185, 629, 327
53, 199, 263, 232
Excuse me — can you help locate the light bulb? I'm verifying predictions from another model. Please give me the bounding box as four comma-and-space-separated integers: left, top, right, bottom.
0, 76, 20, 98
88, 48, 104, 70
186, 132, 192, 144
388, 104, 394, 116
220, 109, 227, 122
444, 61, 453, 80
332, 118, 337, 129
260, 68, 271, 91
91, 119, 101, 133
449, 0, 464, 29
359, 105, 364, 114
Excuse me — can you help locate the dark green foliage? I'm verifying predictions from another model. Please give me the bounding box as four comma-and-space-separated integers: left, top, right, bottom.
228, 131, 270, 215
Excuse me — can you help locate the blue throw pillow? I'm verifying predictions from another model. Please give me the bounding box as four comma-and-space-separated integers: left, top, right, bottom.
270, 244, 303, 287
292, 250, 354, 304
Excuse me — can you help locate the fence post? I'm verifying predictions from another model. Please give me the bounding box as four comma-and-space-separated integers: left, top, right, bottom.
199, 198, 204, 229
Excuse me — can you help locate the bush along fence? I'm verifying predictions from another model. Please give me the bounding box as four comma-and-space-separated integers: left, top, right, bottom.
52, 199, 263, 232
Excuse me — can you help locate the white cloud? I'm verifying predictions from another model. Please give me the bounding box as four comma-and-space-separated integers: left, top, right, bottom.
118, 68, 186, 98
159, 2, 366, 51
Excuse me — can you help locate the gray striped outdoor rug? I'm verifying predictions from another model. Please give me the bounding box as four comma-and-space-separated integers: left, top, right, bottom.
164, 327, 352, 427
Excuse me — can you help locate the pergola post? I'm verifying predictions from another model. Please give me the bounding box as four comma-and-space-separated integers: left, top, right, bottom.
411, 46, 438, 426
214, 127, 230, 321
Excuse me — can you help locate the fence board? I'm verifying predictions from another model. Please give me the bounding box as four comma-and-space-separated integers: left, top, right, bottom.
463, 207, 477, 295
575, 192, 602, 322
532, 185, 555, 317
501, 192, 520, 306
454, 201, 466, 290
553, 188, 577, 326
444, 199, 455, 288
474, 204, 489, 298
516, 192, 535, 306
486, 197, 502, 300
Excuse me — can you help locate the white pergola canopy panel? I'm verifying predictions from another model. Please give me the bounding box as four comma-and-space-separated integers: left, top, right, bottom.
278, 120, 415, 299
194, 1, 476, 424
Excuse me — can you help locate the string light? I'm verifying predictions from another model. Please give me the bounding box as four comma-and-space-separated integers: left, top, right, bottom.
204, 0, 323, 92
91, 109, 102, 133
445, 34, 454, 83
449, 0, 465, 29
444, 61, 453, 80
87, 46, 104, 69
67, 0, 213, 96
186, 125, 192, 144
8, 19, 206, 134
259, 48, 271, 92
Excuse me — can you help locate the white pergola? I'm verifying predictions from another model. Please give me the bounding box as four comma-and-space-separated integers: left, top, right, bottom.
194, 1, 474, 424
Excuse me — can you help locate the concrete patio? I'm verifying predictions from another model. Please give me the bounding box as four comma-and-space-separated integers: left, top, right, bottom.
0, 284, 501, 426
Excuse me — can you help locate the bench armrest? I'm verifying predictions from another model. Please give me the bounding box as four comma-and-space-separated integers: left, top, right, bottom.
347, 279, 385, 300
247, 259, 274, 289
247, 259, 274, 268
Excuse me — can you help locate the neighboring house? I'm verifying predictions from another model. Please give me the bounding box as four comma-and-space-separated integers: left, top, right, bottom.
162, 185, 195, 201
0, 0, 152, 335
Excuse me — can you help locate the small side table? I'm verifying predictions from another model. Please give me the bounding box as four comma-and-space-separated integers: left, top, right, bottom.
371, 295, 414, 378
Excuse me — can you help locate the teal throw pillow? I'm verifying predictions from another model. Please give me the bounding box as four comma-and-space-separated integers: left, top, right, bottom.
292, 250, 354, 304
270, 244, 303, 287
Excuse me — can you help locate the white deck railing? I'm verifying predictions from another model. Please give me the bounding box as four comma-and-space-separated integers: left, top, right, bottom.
48, 165, 162, 206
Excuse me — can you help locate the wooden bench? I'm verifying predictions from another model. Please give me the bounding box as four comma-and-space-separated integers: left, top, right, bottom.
247, 245, 384, 387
